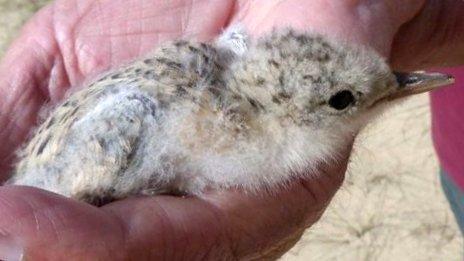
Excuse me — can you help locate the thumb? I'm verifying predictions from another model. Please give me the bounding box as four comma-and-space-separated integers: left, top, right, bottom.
0, 186, 127, 260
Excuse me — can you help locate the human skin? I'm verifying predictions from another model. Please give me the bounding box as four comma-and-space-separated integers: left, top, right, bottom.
0, 0, 463, 260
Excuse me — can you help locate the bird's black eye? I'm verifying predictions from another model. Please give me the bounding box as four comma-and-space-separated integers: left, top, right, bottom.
328, 90, 355, 110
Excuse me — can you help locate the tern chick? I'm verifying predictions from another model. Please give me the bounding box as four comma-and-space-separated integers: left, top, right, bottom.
7, 27, 453, 206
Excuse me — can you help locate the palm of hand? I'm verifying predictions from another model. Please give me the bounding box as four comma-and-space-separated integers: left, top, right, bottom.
0, 0, 463, 259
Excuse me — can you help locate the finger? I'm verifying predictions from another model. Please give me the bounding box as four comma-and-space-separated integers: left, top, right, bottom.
391, 0, 464, 70
0, 186, 232, 260
0, 5, 58, 179
0, 186, 128, 260
0, 186, 303, 260
102, 180, 344, 260
232, 0, 424, 57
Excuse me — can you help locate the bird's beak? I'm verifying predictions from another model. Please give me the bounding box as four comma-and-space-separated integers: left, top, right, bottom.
384, 71, 455, 101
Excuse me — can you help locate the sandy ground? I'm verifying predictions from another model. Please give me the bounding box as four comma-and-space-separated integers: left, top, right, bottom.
0, 1, 462, 260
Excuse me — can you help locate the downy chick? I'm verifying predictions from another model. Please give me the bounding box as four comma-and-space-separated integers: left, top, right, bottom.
7, 26, 453, 206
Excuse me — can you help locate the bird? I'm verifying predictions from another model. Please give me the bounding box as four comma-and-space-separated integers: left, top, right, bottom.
6, 25, 454, 206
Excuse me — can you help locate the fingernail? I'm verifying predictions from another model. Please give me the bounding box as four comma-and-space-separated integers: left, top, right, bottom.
0, 234, 23, 261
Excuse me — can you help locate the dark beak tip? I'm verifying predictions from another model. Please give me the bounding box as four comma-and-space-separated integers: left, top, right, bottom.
385, 71, 455, 101
447, 74, 456, 83
394, 71, 455, 88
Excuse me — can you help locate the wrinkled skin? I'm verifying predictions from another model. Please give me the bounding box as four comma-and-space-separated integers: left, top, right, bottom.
0, 0, 463, 260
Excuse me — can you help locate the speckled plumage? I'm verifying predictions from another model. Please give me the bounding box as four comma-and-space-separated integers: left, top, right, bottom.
8, 27, 400, 205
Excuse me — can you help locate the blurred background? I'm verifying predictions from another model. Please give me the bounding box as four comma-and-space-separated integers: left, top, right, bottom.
0, 1, 462, 260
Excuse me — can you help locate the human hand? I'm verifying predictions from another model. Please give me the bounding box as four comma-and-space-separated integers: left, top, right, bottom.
0, 0, 463, 260
0, 1, 349, 259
